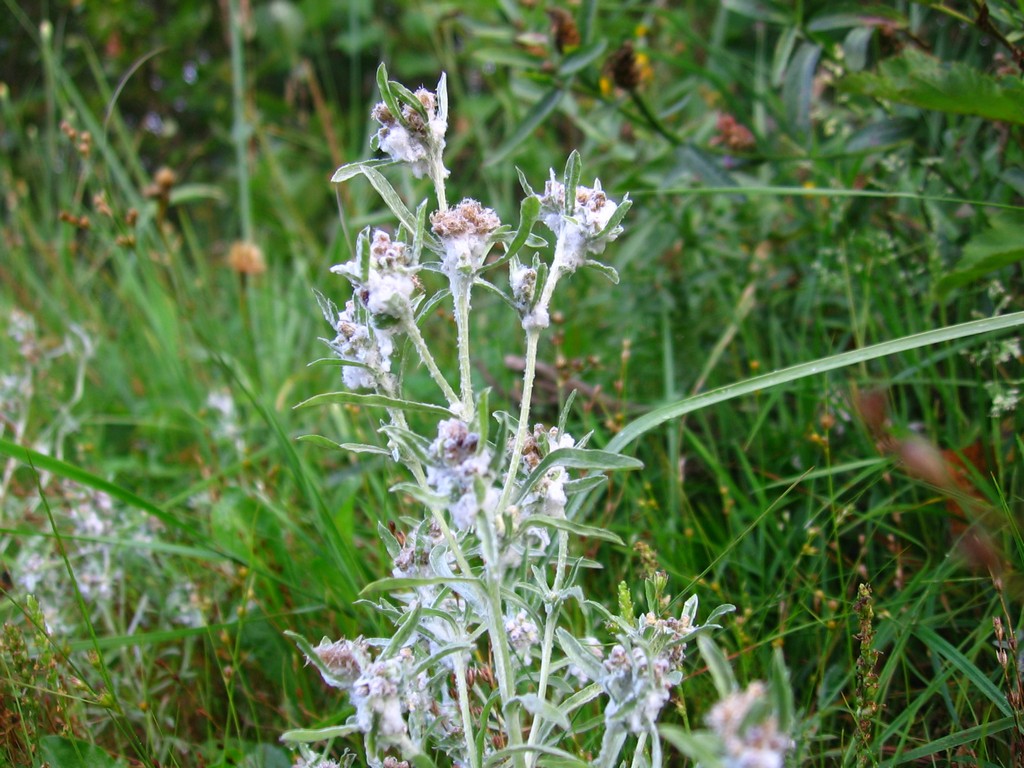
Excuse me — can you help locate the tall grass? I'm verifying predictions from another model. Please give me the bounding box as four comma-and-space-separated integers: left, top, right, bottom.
2, 0, 1024, 765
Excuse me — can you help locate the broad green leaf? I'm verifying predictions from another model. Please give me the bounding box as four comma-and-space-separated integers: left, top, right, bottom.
520, 515, 623, 545
606, 311, 1024, 454
295, 391, 451, 416
879, 717, 1015, 766
487, 88, 565, 167
783, 42, 821, 134
842, 47, 1024, 125
558, 40, 607, 76
281, 724, 361, 742
39, 735, 127, 768
937, 213, 1024, 296
913, 624, 1012, 717
844, 118, 916, 153
514, 693, 572, 730
722, 0, 789, 25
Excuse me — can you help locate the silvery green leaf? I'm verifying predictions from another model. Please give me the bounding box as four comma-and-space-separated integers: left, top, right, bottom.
556, 628, 605, 682
557, 390, 577, 436
413, 641, 475, 679
487, 195, 540, 271
430, 545, 485, 610
330, 162, 417, 233
561, 681, 604, 714
295, 391, 451, 416
516, 166, 536, 197
658, 727, 724, 768
596, 194, 632, 240
697, 634, 736, 698
359, 575, 477, 596
375, 62, 403, 124
389, 79, 429, 123
295, 434, 345, 451
771, 646, 795, 732
475, 388, 490, 447
513, 447, 643, 504
380, 424, 433, 464
583, 260, 619, 284
378, 521, 402, 560
389, 482, 447, 510
356, 227, 372, 282
280, 723, 361, 742
337, 442, 393, 456
514, 693, 571, 730
485, 743, 587, 767
681, 593, 699, 624
520, 515, 623, 545
436, 72, 448, 125
385, 601, 423, 656
563, 150, 582, 215
412, 199, 429, 264
284, 631, 346, 689
415, 285, 452, 323
564, 474, 608, 494
704, 603, 737, 625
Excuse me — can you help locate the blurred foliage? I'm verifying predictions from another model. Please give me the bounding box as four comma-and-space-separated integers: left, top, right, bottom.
3, 0, 1024, 764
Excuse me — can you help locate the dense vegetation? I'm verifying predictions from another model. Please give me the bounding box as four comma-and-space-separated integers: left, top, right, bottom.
3, 1, 1024, 765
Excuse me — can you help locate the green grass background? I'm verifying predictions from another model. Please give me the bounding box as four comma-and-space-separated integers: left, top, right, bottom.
3, 0, 1024, 765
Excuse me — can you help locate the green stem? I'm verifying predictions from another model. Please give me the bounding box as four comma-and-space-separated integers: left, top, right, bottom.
452, 276, 475, 421
525, 530, 569, 766
495, 329, 541, 514
228, 0, 254, 242
452, 646, 481, 768
401, 308, 460, 410
485, 579, 526, 768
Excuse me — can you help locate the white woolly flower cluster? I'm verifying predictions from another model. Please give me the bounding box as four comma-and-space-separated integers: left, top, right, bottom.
706, 682, 795, 768
537, 172, 622, 268
309, 638, 442, 753
331, 230, 420, 321
371, 87, 448, 179
321, 298, 395, 391
505, 610, 540, 664
430, 198, 502, 280
509, 259, 537, 315
599, 643, 679, 734
518, 425, 576, 519
426, 418, 496, 530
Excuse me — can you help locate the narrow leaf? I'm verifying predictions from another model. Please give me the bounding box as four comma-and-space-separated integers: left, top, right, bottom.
606, 311, 1024, 454
520, 516, 624, 545
487, 88, 565, 166
295, 391, 451, 416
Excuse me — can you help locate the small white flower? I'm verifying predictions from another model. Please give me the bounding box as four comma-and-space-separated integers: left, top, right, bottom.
430, 199, 502, 279
371, 85, 448, 179
537, 172, 622, 268
505, 610, 540, 663
707, 681, 794, 768
311, 636, 370, 689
